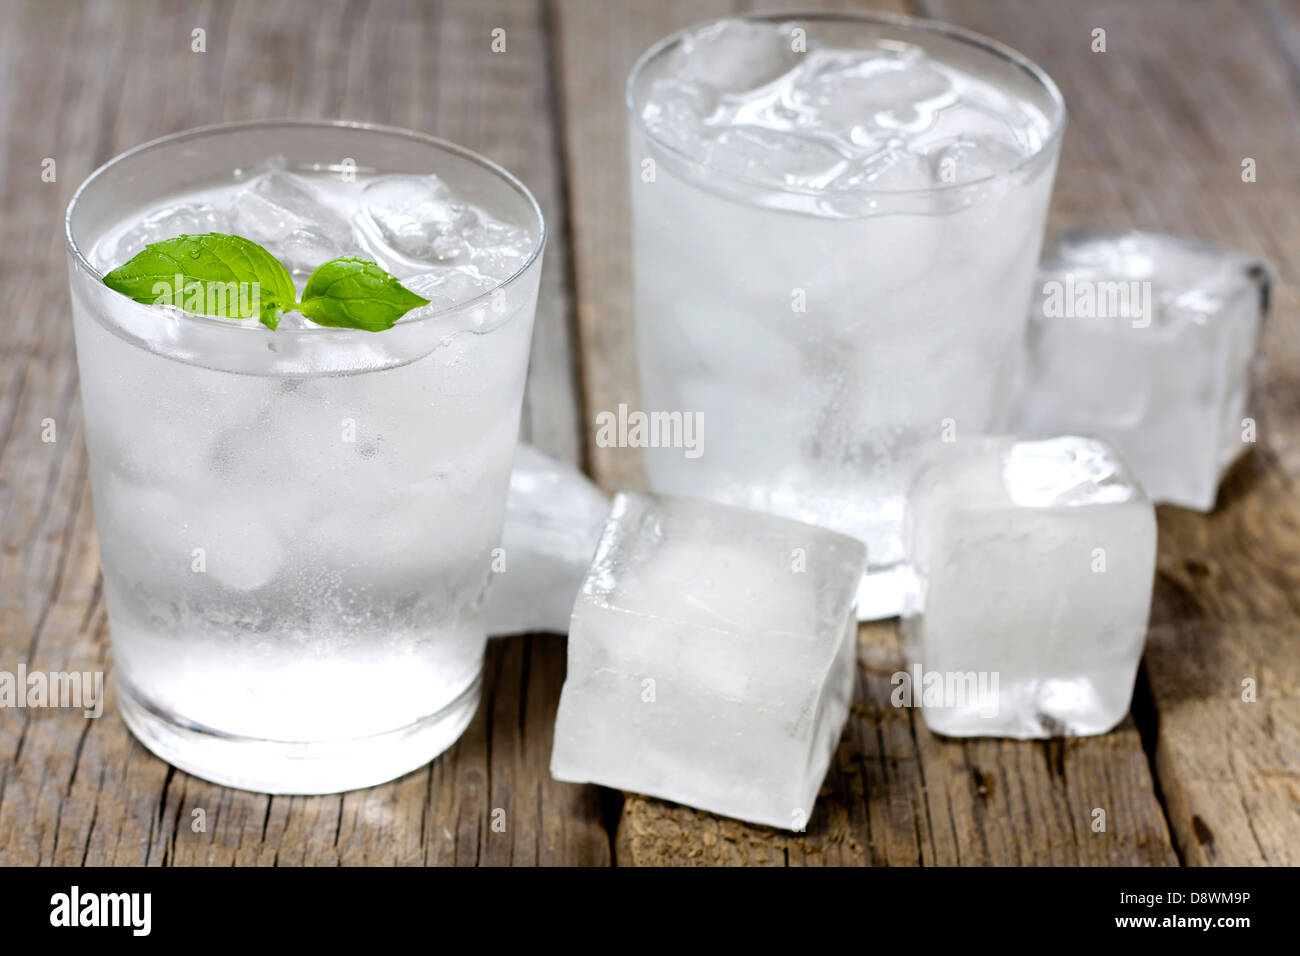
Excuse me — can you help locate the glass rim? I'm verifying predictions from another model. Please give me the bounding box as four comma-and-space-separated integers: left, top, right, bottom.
64, 118, 547, 336
625, 10, 1068, 199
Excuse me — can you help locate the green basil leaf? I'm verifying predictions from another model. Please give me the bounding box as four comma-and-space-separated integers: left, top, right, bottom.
298, 257, 430, 332
102, 233, 299, 324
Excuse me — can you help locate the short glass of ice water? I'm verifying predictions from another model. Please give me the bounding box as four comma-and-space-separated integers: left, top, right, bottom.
628, 13, 1066, 615
65, 121, 545, 793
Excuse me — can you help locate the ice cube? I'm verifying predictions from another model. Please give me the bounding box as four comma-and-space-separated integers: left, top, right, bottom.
487, 444, 610, 636
704, 126, 849, 191
927, 136, 1026, 185
792, 48, 954, 139
670, 18, 803, 92
111, 202, 230, 262
357, 174, 475, 266
550, 492, 866, 830
231, 170, 356, 274
1009, 227, 1271, 511
902, 436, 1156, 739
461, 217, 534, 281
834, 145, 934, 191
640, 20, 1041, 205
97, 473, 285, 593
402, 266, 497, 310
191, 506, 286, 591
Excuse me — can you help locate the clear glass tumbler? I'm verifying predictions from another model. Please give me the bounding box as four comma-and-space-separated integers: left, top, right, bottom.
628, 13, 1065, 616
65, 120, 545, 793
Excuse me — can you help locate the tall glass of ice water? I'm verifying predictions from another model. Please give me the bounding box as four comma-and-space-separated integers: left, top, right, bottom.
628, 14, 1065, 614
65, 121, 545, 793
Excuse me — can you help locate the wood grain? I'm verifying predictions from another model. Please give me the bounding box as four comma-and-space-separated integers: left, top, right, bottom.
1145, 623, 1299, 866
0, 0, 605, 867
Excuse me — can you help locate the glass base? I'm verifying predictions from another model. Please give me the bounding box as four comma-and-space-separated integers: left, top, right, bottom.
117, 673, 482, 794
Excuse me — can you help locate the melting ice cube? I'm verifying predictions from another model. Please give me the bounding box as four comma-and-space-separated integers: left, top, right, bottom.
551, 492, 865, 830
902, 435, 1156, 739
1009, 227, 1271, 511
487, 444, 609, 636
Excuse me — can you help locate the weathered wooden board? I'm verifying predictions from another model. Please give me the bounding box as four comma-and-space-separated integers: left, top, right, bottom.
0, 0, 605, 867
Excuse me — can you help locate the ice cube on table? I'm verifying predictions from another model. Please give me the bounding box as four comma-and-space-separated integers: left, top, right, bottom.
1010, 227, 1271, 511
550, 492, 866, 830
902, 436, 1156, 739
487, 444, 609, 636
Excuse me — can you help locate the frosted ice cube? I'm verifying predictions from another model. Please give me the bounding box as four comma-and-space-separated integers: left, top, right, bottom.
902, 436, 1156, 739
487, 444, 610, 636
231, 170, 356, 274
550, 492, 866, 830
1010, 227, 1271, 511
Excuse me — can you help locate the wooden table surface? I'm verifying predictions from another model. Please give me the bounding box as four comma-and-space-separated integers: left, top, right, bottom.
0, 0, 1296, 866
